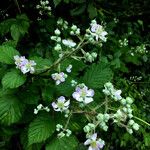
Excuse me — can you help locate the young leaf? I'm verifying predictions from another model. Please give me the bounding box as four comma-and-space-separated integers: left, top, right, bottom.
0, 45, 20, 64
82, 63, 113, 89
2, 69, 26, 89
28, 113, 55, 145
0, 95, 24, 125
46, 136, 78, 150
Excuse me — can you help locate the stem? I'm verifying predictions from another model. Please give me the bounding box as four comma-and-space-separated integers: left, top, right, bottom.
133, 116, 150, 126
105, 96, 108, 113
64, 111, 72, 129
13, 0, 21, 13
94, 101, 106, 111
38, 39, 88, 75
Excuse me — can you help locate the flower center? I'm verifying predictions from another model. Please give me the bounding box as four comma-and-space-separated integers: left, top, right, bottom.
81, 89, 87, 97
91, 141, 97, 148
57, 102, 64, 108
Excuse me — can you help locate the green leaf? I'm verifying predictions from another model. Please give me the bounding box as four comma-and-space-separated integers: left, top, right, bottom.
46, 136, 78, 150
10, 24, 20, 42
2, 69, 26, 89
0, 18, 16, 36
0, 95, 24, 125
88, 3, 97, 19
53, 0, 62, 7
144, 133, 150, 146
70, 5, 86, 16
28, 113, 55, 145
82, 63, 113, 89
31, 56, 52, 73
0, 45, 20, 64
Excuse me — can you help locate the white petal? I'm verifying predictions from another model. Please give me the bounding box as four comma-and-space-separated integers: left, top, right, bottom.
52, 102, 58, 109
64, 100, 70, 107
84, 97, 93, 104
58, 96, 65, 103
56, 80, 61, 85
88, 146, 93, 150
87, 89, 94, 97
84, 139, 91, 145
91, 133, 97, 141
72, 92, 80, 100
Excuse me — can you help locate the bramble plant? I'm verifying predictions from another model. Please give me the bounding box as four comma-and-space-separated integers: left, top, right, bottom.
0, 0, 150, 149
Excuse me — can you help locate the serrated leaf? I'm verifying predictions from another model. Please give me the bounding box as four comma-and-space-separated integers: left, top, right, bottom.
2, 69, 26, 89
31, 56, 52, 73
0, 18, 16, 36
70, 5, 86, 16
0, 45, 20, 64
46, 136, 78, 150
56, 77, 74, 96
28, 113, 55, 145
53, 0, 62, 7
82, 63, 113, 88
0, 95, 24, 125
88, 3, 97, 19
10, 24, 20, 42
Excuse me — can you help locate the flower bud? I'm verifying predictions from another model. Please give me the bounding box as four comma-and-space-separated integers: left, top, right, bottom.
133, 123, 139, 131
54, 29, 61, 35
126, 97, 133, 104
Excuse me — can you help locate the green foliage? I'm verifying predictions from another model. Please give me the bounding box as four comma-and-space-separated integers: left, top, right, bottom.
0, 95, 24, 125
46, 136, 78, 150
0, 45, 20, 64
0, 0, 149, 149
82, 63, 113, 89
28, 113, 55, 145
2, 69, 26, 89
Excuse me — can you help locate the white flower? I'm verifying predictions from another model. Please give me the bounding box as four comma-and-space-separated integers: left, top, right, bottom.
21, 60, 36, 74
90, 21, 108, 42
51, 72, 67, 85
84, 133, 105, 150
72, 84, 94, 104
52, 96, 70, 112
66, 64, 72, 73
14, 55, 36, 74
62, 39, 76, 48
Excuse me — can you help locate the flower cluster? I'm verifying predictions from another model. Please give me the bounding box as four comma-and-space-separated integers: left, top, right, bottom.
71, 80, 78, 87
96, 113, 110, 131
51, 72, 68, 85
103, 82, 122, 101
34, 104, 50, 114
14, 55, 36, 74
57, 18, 68, 30
85, 20, 108, 43
119, 38, 128, 47
135, 44, 148, 54
36, 0, 51, 16
127, 120, 140, 134
84, 123, 96, 134
120, 97, 134, 119
52, 96, 70, 112
70, 24, 80, 36
84, 52, 97, 63
84, 133, 105, 150
56, 124, 72, 138
72, 84, 94, 105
